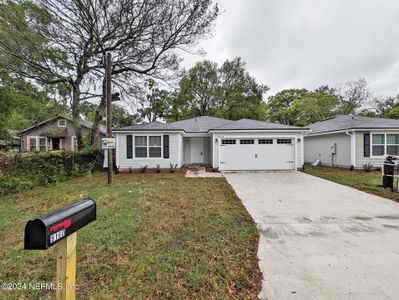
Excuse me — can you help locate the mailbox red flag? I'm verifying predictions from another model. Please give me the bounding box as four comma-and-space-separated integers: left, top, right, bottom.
50, 218, 72, 232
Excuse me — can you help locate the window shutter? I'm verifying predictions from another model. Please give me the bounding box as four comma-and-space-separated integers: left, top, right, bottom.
127, 135, 133, 159
163, 135, 169, 159
364, 133, 370, 157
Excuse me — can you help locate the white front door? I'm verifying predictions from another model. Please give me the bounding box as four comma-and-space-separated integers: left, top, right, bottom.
190, 138, 204, 163
219, 138, 295, 170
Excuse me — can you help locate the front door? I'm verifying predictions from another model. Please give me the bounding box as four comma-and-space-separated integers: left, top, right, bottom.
190, 138, 204, 164
52, 138, 60, 150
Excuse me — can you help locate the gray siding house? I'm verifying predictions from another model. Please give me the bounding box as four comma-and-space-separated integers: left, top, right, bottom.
304, 115, 399, 168
19, 116, 106, 152
114, 116, 308, 171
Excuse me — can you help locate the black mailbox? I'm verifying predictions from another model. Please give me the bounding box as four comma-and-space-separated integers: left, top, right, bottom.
24, 198, 96, 250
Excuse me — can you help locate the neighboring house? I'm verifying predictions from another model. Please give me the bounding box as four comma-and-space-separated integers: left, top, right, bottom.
0, 130, 21, 152
113, 116, 308, 171
304, 114, 399, 168
19, 116, 106, 152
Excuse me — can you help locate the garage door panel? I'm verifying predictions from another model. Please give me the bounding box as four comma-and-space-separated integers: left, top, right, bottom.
220, 138, 295, 171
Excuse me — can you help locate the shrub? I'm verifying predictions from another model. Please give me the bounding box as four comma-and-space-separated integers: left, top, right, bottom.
169, 163, 178, 173
0, 177, 34, 195
140, 165, 148, 173
156, 164, 161, 173
362, 163, 373, 172
0, 151, 103, 196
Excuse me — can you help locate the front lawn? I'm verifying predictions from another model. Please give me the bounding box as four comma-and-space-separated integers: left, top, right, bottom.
0, 173, 261, 299
303, 164, 399, 202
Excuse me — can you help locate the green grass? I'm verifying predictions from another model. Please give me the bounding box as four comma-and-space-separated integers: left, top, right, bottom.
0, 173, 261, 299
303, 164, 399, 202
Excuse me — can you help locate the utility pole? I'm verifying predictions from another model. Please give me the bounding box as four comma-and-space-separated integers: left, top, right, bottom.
106, 52, 113, 184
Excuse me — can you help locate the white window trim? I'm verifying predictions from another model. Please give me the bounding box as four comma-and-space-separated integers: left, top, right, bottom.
27, 136, 48, 151
71, 136, 78, 151
370, 132, 399, 158
133, 134, 163, 159
58, 119, 66, 127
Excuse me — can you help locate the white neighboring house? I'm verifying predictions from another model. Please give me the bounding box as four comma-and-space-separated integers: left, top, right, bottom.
113, 116, 308, 171
304, 115, 399, 168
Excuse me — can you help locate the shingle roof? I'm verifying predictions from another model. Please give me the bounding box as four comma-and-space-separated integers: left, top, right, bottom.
114, 117, 307, 133
113, 121, 182, 132
308, 115, 399, 135
210, 119, 306, 131
169, 116, 233, 133
19, 115, 106, 134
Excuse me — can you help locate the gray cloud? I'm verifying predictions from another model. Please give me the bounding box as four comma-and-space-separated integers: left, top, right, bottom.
180, 0, 399, 97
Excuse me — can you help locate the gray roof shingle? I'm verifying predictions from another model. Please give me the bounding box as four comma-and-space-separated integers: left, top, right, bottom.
308, 115, 399, 134
210, 119, 306, 130
18, 115, 107, 134
169, 116, 233, 133
114, 116, 307, 133
113, 121, 181, 132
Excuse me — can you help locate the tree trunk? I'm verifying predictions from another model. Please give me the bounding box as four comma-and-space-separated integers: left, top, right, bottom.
71, 82, 83, 150
90, 78, 107, 145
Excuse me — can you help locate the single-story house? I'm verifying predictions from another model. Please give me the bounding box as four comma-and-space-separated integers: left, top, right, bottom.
113, 116, 308, 171
19, 115, 106, 152
304, 114, 399, 168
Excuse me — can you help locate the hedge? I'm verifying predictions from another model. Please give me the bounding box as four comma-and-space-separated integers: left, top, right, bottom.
0, 150, 103, 196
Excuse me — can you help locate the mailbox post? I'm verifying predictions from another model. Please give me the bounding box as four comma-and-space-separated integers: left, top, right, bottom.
24, 198, 96, 300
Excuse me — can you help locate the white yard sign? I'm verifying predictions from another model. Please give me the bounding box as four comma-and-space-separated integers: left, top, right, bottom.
102, 138, 116, 149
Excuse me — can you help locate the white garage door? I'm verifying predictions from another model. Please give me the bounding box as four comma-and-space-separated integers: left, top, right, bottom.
219, 138, 295, 171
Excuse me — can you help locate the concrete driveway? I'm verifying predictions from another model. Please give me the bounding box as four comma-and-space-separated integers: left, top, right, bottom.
223, 172, 399, 300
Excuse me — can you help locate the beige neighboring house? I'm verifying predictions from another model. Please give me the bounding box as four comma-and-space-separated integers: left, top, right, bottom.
19, 115, 106, 152
304, 115, 399, 168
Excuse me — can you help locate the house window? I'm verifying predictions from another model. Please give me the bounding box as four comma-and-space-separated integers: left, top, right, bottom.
258, 139, 273, 144
58, 119, 66, 127
29, 138, 37, 151
371, 133, 399, 156
222, 139, 236, 145
135, 136, 147, 158
372, 134, 385, 156
149, 136, 161, 157
240, 139, 254, 144
277, 139, 292, 144
39, 137, 47, 151
386, 134, 399, 155
134, 136, 162, 158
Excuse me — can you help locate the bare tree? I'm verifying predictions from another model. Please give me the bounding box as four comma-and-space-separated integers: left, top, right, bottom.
0, 0, 219, 148
336, 78, 371, 114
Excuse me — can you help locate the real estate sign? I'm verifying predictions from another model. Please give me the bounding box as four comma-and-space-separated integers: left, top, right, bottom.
102, 138, 116, 149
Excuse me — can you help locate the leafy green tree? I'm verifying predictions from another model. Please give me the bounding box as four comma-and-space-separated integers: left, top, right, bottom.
291, 92, 340, 126
112, 105, 141, 128
137, 80, 170, 122
175, 58, 268, 120
179, 60, 219, 117
215, 58, 269, 120
267, 89, 308, 125
0, 72, 63, 131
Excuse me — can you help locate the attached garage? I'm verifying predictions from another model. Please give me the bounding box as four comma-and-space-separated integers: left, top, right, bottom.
219, 137, 296, 171
209, 119, 307, 171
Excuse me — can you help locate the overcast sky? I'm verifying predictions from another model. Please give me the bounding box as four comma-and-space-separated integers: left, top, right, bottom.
180, 0, 399, 98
